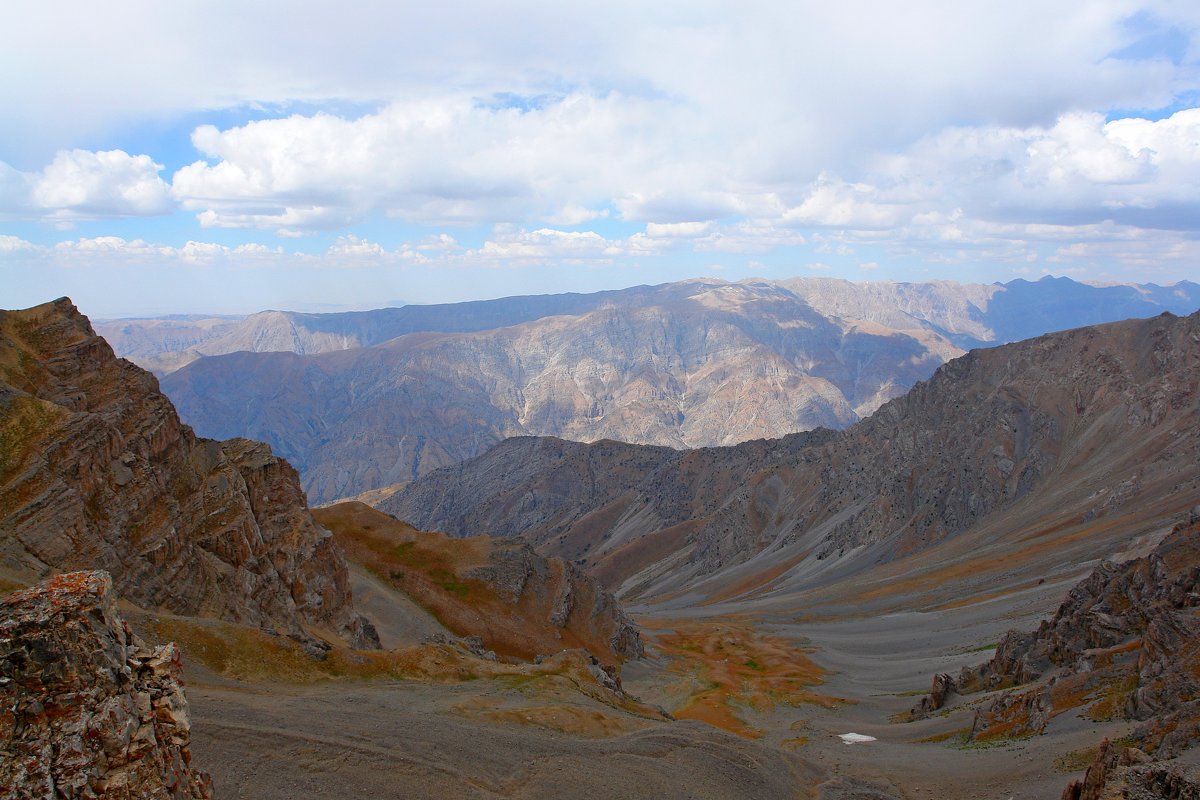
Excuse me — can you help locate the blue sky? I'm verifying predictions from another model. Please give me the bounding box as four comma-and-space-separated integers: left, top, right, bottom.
3, 1, 1199, 317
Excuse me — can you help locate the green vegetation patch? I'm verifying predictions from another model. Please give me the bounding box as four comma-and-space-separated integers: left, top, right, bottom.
0, 394, 66, 476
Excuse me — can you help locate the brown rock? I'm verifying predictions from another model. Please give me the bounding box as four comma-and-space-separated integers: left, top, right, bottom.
0, 298, 378, 651
909, 672, 956, 719
0, 571, 211, 799
315, 502, 642, 664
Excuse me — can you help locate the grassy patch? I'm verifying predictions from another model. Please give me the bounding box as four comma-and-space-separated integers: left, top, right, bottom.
1053, 745, 1100, 773
645, 618, 840, 739
914, 727, 971, 744
0, 394, 65, 476
1087, 670, 1138, 721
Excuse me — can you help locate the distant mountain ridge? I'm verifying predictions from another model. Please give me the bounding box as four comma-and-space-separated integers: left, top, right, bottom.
153, 277, 1199, 504
384, 310, 1200, 609
101, 276, 1199, 376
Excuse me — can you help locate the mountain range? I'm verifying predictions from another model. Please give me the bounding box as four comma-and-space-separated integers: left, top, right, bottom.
4, 291, 1200, 797
385, 309, 1200, 609
131, 276, 1199, 503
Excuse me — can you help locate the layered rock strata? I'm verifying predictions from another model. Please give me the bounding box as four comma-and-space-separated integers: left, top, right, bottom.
0, 298, 377, 650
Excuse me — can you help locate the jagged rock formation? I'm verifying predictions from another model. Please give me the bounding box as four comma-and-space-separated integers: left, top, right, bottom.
904, 509, 1200, 797
955, 510, 1200, 743
0, 298, 377, 651
1062, 738, 1200, 800
0, 571, 211, 799
156, 277, 1199, 503
388, 311, 1200, 604
909, 673, 957, 719
314, 502, 641, 664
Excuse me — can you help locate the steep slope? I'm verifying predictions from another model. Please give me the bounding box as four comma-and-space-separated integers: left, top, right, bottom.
0, 298, 377, 650
0, 571, 212, 799
314, 502, 641, 664
387, 311, 1200, 605
159, 277, 1198, 503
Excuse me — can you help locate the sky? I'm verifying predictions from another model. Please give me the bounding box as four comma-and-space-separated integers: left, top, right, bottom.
2, 1, 1199, 317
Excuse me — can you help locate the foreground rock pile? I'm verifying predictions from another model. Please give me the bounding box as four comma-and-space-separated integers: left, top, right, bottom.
0, 571, 211, 799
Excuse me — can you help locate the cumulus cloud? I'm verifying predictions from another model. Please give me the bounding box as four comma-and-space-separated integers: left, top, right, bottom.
468, 226, 664, 262
170, 93, 719, 229
4, 2, 1200, 284
0, 150, 172, 221
742, 107, 1200, 270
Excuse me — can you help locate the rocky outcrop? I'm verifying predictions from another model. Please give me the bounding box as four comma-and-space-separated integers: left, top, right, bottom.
957, 510, 1200, 741
464, 537, 644, 661
903, 509, 1200, 795
909, 673, 957, 719
0, 571, 211, 799
389, 311, 1200, 603
1061, 738, 1200, 800
0, 298, 378, 651
314, 502, 641, 665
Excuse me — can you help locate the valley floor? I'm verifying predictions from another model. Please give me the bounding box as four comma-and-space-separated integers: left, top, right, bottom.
181, 581, 1133, 800
187, 678, 818, 799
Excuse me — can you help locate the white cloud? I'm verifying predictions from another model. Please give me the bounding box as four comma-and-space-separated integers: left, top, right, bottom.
644, 221, 713, 238
169, 94, 708, 229
470, 226, 664, 262
0, 234, 39, 253
0, 150, 171, 220
2, 2, 1196, 287
27, 236, 281, 264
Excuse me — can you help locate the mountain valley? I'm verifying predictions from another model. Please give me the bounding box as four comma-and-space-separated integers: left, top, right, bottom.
3, 291, 1199, 799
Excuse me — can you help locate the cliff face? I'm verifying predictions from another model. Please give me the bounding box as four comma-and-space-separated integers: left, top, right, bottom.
0, 571, 211, 799
388, 312, 1200, 603
0, 298, 377, 650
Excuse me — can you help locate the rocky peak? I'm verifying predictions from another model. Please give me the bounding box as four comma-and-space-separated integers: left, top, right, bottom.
0, 571, 212, 798
0, 298, 378, 651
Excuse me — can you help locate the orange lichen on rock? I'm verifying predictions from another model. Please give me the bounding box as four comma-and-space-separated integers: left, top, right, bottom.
0, 571, 212, 798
